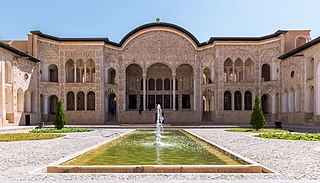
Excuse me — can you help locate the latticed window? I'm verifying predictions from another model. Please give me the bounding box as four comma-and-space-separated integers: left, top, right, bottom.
156, 78, 163, 91
67, 92, 75, 110
234, 91, 242, 110
77, 92, 85, 110
245, 91, 252, 110
224, 91, 231, 110
148, 78, 155, 90
164, 78, 170, 90
87, 91, 95, 110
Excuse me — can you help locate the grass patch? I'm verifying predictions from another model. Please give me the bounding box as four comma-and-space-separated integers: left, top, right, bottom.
0, 133, 64, 142
30, 127, 93, 133
256, 133, 320, 141
225, 128, 288, 133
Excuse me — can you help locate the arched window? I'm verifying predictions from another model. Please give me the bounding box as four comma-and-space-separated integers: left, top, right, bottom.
140, 78, 143, 90
87, 91, 95, 110
224, 59, 233, 82
164, 78, 170, 90
224, 91, 231, 110
65, 59, 75, 82
67, 91, 75, 110
76, 60, 84, 82
48, 64, 58, 82
148, 78, 155, 90
203, 68, 212, 84
108, 68, 116, 84
85, 59, 95, 82
156, 78, 162, 91
77, 92, 85, 110
234, 59, 243, 82
244, 91, 252, 110
262, 64, 271, 81
234, 91, 242, 110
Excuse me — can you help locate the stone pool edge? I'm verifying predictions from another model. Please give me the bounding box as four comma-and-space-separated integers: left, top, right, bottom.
44, 129, 277, 174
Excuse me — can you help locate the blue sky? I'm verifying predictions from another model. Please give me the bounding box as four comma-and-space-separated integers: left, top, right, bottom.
1, 0, 319, 42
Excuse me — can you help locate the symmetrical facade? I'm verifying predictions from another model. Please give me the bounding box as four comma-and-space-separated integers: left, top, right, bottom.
1, 21, 320, 126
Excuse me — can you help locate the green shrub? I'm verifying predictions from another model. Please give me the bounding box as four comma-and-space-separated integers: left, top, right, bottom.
54, 100, 67, 130
256, 132, 320, 141
250, 96, 266, 130
0, 133, 64, 142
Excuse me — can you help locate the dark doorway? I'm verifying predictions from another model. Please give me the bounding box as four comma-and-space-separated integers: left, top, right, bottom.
25, 114, 30, 126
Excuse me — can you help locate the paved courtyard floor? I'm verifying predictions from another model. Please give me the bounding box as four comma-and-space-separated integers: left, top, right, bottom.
0, 127, 319, 183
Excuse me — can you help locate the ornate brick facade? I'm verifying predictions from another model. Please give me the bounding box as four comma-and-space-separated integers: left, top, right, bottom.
1, 22, 319, 126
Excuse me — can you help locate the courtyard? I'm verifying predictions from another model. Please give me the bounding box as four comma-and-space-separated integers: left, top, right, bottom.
0, 126, 319, 183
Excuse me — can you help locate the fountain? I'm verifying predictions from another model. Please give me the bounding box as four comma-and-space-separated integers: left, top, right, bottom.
47, 105, 271, 174
154, 104, 164, 146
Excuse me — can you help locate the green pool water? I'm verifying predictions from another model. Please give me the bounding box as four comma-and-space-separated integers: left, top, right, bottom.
64, 130, 244, 165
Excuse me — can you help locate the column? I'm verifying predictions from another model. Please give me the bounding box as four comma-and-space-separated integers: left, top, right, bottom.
231, 92, 234, 110
143, 76, 146, 111
232, 63, 235, 82
84, 93, 87, 111
241, 92, 244, 110
84, 65, 87, 83
74, 64, 76, 82
173, 76, 176, 110
242, 63, 245, 82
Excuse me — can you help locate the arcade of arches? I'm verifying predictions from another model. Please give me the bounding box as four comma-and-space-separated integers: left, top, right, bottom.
1, 22, 320, 126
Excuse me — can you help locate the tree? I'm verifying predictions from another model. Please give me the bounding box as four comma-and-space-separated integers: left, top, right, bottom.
54, 100, 67, 130
250, 96, 266, 130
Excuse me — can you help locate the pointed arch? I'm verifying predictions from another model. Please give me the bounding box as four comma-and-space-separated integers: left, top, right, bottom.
48, 64, 58, 82
66, 91, 75, 110
224, 91, 231, 110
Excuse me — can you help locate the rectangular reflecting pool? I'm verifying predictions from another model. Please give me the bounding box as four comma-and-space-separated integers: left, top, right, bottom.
47, 130, 273, 173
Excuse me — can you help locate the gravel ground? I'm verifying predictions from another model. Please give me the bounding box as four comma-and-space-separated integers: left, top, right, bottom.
0, 128, 319, 183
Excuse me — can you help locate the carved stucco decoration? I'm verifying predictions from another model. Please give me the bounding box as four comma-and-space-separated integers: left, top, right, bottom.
261, 84, 279, 96
123, 30, 196, 68
224, 49, 254, 62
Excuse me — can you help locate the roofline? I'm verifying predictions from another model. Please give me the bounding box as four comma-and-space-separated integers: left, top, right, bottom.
31, 23, 288, 47
279, 36, 320, 59
0, 41, 40, 62
207, 30, 287, 43
118, 22, 201, 46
